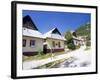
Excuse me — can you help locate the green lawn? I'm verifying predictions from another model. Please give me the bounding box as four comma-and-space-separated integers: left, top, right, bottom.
23, 51, 70, 62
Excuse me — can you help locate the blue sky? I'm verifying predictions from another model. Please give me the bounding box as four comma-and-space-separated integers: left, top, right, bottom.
23, 10, 90, 35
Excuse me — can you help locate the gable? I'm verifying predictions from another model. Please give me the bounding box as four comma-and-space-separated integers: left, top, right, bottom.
43, 28, 66, 40
23, 15, 38, 31
52, 28, 61, 35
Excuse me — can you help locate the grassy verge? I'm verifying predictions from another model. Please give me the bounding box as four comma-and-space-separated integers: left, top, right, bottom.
23, 51, 70, 62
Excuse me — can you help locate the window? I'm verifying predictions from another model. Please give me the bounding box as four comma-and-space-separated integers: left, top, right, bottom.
52, 41, 55, 47
30, 40, 35, 47
58, 42, 61, 48
23, 39, 26, 47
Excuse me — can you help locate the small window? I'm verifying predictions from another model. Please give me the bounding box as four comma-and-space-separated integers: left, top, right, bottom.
30, 40, 35, 47
58, 42, 61, 48
23, 39, 26, 47
52, 41, 55, 47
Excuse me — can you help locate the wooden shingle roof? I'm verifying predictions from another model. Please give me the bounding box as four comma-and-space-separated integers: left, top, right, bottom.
23, 15, 38, 30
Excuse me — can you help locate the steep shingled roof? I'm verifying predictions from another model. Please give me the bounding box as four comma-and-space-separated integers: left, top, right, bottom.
23, 15, 38, 30
23, 15, 43, 38
43, 28, 66, 40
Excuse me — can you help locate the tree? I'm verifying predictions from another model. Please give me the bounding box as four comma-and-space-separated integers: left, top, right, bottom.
75, 23, 90, 36
64, 31, 73, 41
67, 43, 76, 50
64, 31, 76, 50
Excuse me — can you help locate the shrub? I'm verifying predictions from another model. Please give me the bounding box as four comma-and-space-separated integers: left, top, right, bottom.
76, 44, 80, 49
67, 43, 76, 50
38, 49, 43, 55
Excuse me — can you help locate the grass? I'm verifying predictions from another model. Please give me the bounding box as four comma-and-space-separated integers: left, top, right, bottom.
23, 51, 69, 62
23, 53, 52, 62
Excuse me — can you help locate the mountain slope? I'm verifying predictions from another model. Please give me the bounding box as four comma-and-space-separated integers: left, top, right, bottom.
75, 23, 91, 36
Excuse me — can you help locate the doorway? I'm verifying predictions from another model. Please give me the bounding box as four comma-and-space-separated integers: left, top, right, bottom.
43, 44, 47, 54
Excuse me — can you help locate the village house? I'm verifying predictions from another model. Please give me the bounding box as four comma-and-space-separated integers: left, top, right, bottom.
71, 31, 86, 46
23, 15, 44, 56
72, 36, 85, 46
23, 15, 66, 56
43, 28, 66, 53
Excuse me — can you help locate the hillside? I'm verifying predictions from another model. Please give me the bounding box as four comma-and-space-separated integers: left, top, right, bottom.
75, 23, 91, 37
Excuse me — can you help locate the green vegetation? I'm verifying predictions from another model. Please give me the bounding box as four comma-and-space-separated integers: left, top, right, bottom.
23, 51, 65, 62
76, 44, 81, 49
75, 23, 91, 37
65, 31, 73, 41
37, 49, 43, 56
76, 23, 91, 47
64, 31, 76, 50
23, 54, 52, 61
67, 43, 76, 50
64, 23, 91, 49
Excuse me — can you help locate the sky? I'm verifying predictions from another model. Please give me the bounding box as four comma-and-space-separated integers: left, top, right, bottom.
23, 10, 90, 35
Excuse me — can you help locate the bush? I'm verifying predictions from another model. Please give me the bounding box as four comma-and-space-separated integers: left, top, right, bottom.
38, 49, 43, 55
67, 43, 76, 50
76, 45, 80, 49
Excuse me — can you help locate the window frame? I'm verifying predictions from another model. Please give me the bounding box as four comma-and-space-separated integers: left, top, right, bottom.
30, 40, 35, 47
